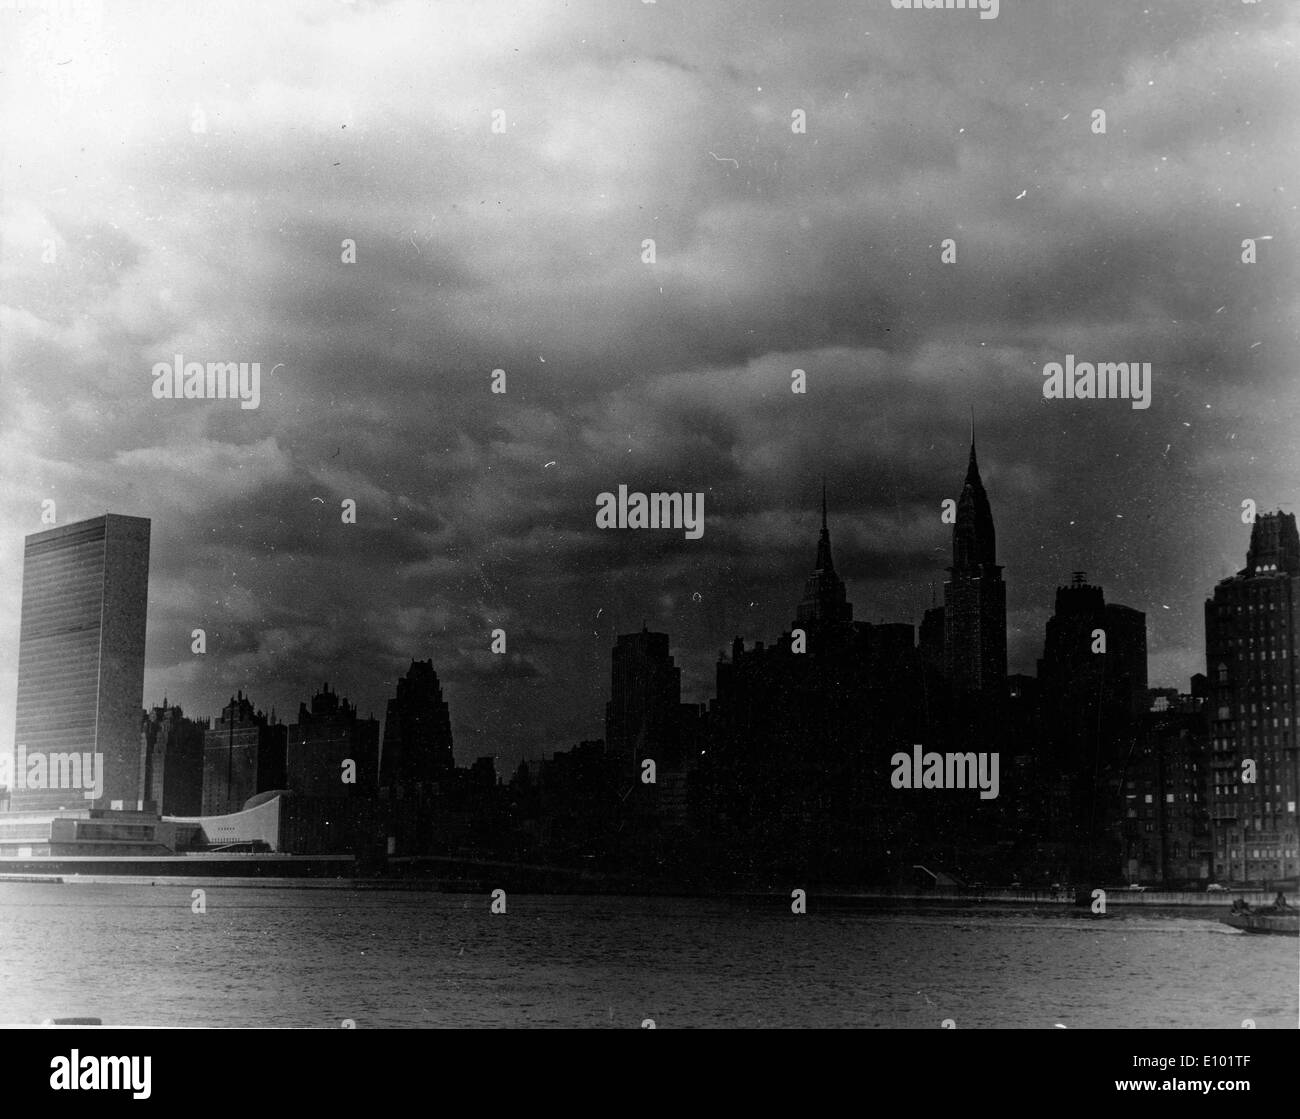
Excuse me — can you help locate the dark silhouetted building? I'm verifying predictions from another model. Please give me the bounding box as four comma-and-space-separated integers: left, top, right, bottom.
796, 485, 853, 628
695, 490, 928, 880
140, 700, 205, 816
1038, 575, 1149, 730
605, 627, 682, 777
10, 514, 151, 812
1115, 688, 1211, 885
943, 441, 1006, 703
287, 683, 380, 798
1036, 574, 1148, 874
202, 692, 287, 815
506, 740, 615, 860
380, 659, 455, 793
1205, 511, 1300, 885
919, 602, 945, 677
379, 659, 456, 855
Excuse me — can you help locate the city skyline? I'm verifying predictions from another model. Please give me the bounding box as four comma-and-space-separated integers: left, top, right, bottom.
5, 470, 1296, 888
0, 475, 1286, 777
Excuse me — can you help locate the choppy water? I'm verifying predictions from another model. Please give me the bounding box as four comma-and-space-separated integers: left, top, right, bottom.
0, 884, 1295, 1028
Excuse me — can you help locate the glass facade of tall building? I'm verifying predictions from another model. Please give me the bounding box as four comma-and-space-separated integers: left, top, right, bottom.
9, 514, 151, 812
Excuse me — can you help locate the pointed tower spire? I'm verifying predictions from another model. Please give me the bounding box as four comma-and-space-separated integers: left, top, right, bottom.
966, 408, 981, 484
815, 480, 834, 572
954, 427, 996, 570
944, 421, 1006, 697
797, 482, 852, 627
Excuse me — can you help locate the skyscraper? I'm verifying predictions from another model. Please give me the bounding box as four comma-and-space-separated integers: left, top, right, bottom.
943, 439, 1007, 699
201, 692, 286, 815
1036, 574, 1148, 869
919, 602, 945, 678
605, 627, 682, 776
1116, 687, 1211, 886
379, 659, 455, 793
10, 514, 150, 812
1037, 575, 1149, 732
1205, 511, 1300, 885
286, 683, 379, 798
795, 483, 852, 629
140, 700, 205, 816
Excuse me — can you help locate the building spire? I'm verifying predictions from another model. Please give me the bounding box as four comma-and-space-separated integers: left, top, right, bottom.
953, 424, 997, 569
945, 419, 1007, 696
815, 481, 834, 572
796, 481, 852, 627
966, 409, 981, 485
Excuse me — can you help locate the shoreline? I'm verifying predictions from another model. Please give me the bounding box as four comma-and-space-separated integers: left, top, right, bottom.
0, 873, 1284, 907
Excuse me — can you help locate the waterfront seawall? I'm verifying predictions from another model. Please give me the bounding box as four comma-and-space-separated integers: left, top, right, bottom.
808, 888, 1283, 907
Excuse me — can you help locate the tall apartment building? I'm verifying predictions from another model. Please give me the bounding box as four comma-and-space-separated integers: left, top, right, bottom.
286, 683, 379, 798
605, 628, 682, 776
1035, 574, 1147, 867
10, 514, 151, 811
140, 700, 205, 816
1205, 512, 1300, 884
202, 692, 287, 815
1037, 575, 1149, 739
1116, 687, 1211, 885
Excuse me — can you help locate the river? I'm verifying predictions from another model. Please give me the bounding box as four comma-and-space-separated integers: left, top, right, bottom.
0, 884, 1294, 1028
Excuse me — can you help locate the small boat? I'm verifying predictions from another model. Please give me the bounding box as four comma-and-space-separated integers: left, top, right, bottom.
1221, 906, 1300, 936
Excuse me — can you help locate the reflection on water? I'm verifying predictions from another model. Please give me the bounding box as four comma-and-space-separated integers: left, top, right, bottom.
0, 884, 1293, 1028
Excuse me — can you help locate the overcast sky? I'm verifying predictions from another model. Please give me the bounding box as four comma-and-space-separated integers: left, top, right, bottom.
2, 0, 1297, 774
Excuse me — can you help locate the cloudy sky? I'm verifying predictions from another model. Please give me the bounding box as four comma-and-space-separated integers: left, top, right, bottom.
1, 0, 1296, 775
